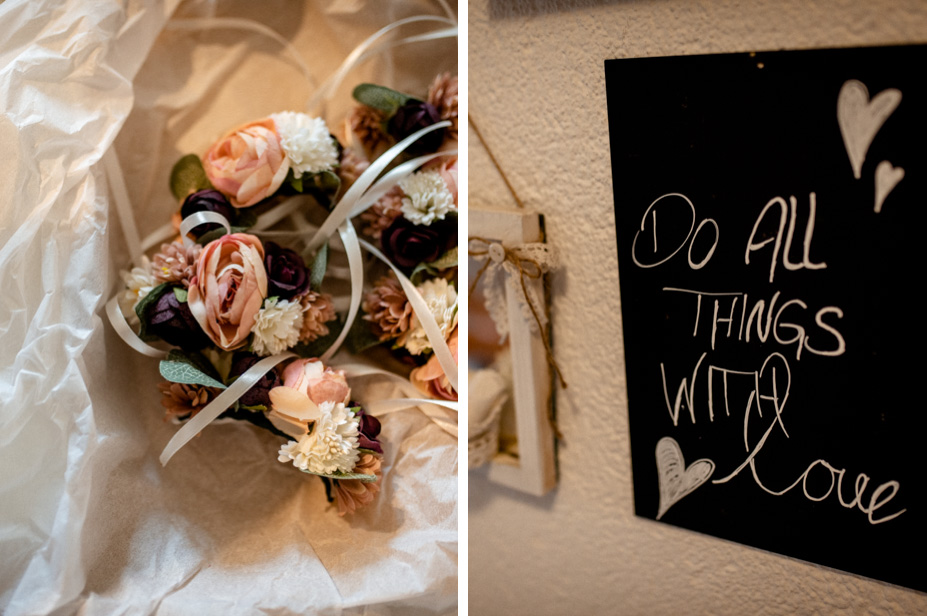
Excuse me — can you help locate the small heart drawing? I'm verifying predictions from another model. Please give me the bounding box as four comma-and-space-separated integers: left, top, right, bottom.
837, 80, 902, 180
655, 436, 714, 520
874, 160, 905, 213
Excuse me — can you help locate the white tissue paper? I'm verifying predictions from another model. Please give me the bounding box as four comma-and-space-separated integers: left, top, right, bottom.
0, 1, 458, 613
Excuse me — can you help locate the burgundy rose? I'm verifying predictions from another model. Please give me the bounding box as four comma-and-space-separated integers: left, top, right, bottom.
146, 289, 212, 350
180, 189, 235, 235
264, 241, 310, 299
230, 354, 281, 408
352, 406, 383, 454
388, 101, 445, 153
381, 216, 456, 270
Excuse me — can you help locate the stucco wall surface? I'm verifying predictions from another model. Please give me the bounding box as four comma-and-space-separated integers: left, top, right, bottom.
467, 1, 927, 614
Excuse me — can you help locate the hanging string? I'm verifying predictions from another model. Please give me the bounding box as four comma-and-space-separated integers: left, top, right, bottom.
468, 116, 525, 210
468, 238, 566, 390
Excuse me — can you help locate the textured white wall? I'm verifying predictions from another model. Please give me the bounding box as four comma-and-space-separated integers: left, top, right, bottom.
468, 1, 927, 614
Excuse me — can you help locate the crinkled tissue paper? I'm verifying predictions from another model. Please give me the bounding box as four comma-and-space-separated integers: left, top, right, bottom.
0, 1, 458, 613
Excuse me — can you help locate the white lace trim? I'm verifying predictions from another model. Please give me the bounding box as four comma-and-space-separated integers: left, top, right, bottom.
469, 240, 555, 343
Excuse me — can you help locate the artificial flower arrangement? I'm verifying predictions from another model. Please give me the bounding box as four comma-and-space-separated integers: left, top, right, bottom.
111, 73, 459, 517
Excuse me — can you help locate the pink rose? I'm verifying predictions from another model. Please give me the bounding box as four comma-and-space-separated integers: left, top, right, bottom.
187, 233, 267, 351
203, 118, 289, 207
426, 156, 458, 206
267, 359, 352, 434
410, 327, 458, 401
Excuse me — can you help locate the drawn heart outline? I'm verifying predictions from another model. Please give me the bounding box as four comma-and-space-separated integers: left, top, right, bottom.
655, 436, 715, 520
874, 161, 905, 213
837, 79, 902, 180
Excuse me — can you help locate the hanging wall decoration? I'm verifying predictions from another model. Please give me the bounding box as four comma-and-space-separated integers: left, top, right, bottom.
606, 44, 926, 591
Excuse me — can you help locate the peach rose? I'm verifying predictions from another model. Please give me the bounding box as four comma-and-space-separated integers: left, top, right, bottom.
410, 327, 458, 401
203, 118, 289, 207
267, 359, 352, 435
187, 233, 267, 351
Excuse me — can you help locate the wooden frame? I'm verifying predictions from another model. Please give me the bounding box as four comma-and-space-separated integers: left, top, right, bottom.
469, 205, 557, 496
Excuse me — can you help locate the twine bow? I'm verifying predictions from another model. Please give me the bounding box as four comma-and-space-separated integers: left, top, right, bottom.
468, 237, 567, 389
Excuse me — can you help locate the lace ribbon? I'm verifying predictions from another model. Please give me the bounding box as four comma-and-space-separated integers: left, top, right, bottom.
469, 237, 566, 389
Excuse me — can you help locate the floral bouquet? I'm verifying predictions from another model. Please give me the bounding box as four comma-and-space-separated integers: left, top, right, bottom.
109, 73, 459, 517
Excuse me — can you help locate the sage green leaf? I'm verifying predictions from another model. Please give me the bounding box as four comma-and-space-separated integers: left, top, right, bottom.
236, 208, 259, 230
135, 283, 174, 341
291, 322, 341, 359
345, 311, 383, 354
286, 168, 304, 193
315, 170, 341, 192
430, 246, 458, 270
172, 287, 188, 303
300, 468, 378, 483
169, 154, 212, 201
309, 243, 328, 291
352, 83, 414, 114
159, 349, 227, 389
410, 246, 459, 284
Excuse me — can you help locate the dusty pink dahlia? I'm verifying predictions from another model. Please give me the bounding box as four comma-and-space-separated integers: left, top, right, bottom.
358, 186, 403, 241
349, 105, 390, 156
362, 275, 412, 341
157, 381, 219, 420
299, 291, 337, 343
427, 73, 458, 139
338, 148, 370, 190
151, 242, 202, 287
333, 453, 382, 516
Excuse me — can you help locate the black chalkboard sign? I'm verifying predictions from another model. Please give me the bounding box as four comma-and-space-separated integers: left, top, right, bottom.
606, 44, 927, 592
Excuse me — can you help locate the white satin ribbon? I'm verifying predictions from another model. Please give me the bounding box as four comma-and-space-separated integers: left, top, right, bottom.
357, 239, 458, 394
305, 120, 451, 254
159, 351, 297, 466
166, 17, 316, 89
104, 147, 144, 266
179, 211, 232, 247
105, 295, 169, 359
349, 149, 458, 218
320, 221, 363, 362
364, 399, 458, 438
306, 15, 457, 113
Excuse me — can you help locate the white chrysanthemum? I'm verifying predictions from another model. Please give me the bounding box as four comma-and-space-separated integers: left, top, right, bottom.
251, 297, 304, 356
277, 401, 360, 474
401, 278, 458, 356
271, 111, 339, 178
118, 256, 156, 326
398, 170, 455, 226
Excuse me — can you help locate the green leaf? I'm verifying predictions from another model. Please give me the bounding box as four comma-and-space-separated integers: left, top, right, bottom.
309, 243, 328, 291
236, 208, 259, 230
345, 311, 383, 354
170, 154, 212, 201
306, 170, 342, 209
352, 83, 415, 115
172, 287, 188, 303
291, 322, 341, 359
300, 468, 378, 483
159, 349, 228, 389
135, 283, 175, 341
410, 246, 459, 284
430, 246, 458, 270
